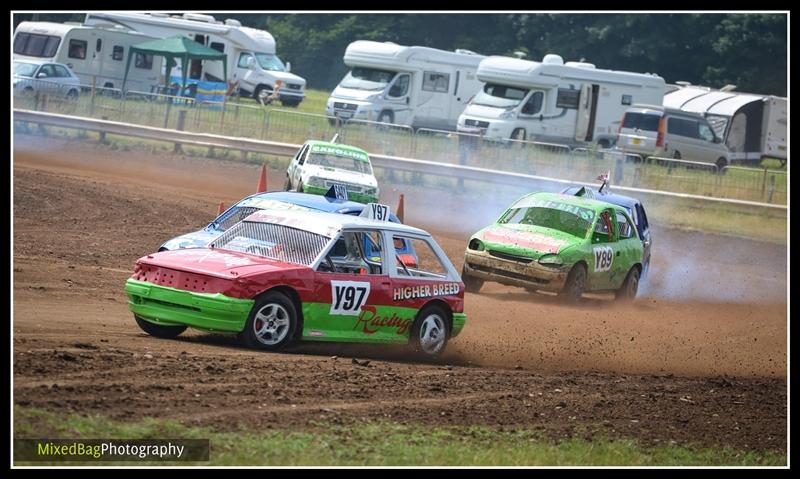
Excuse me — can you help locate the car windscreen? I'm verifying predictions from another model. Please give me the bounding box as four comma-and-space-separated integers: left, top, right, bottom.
14, 61, 38, 77
254, 52, 286, 72
307, 152, 372, 174
340, 67, 396, 91
622, 112, 661, 131
499, 203, 595, 238
212, 221, 331, 265
211, 206, 263, 232
472, 83, 529, 109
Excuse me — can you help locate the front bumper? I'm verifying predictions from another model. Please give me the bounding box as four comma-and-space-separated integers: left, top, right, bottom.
302, 184, 378, 204
463, 250, 570, 292
125, 279, 254, 333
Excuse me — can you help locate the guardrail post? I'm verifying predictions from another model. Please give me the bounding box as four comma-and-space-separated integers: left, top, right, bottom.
99, 116, 108, 143
163, 98, 172, 129
761, 168, 768, 200
89, 76, 96, 116
767, 175, 776, 203
260, 109, 269, 140
614, 156, 624, 183
173, 110, 186, 153
633, 167, 642, 188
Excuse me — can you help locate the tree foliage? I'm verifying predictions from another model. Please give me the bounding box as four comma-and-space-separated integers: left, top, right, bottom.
13, 13, 786, 95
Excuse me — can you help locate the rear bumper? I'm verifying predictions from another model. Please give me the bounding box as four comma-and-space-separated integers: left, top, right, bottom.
125, 279, 254, 332
463, 250, 569, 292
451, 313, 466, 338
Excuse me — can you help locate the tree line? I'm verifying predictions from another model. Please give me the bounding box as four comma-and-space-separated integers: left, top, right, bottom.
14, 13, 787, 96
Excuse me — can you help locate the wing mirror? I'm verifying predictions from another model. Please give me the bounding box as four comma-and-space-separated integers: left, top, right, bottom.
285, 61, 291, 72
36, 72, 48, 78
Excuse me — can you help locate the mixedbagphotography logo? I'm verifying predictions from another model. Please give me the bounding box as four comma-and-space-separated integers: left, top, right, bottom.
14, 439, 210, 462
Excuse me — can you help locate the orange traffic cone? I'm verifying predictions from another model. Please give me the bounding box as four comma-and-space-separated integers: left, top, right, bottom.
256, 164, 267, 193
396, 194, 405, 223
217, 201, 225, 215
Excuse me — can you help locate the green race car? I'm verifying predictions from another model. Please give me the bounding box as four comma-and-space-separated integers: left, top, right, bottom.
462, 192, 644, 303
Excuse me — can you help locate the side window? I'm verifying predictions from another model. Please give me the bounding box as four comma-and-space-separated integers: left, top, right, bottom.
297, 145, 309, 165
392, 236, 446, 279
13, 33, 30, 54
621, 94, 633, 106
388, 74, 410, 98
637, 204, 649, 231
237, 52, 253, 68
592, 210, 615, 243
112, 46, 124, 61
68, 39, 87, 60
96, 38, 102, 53
616, 212, 634, 239
698, 122, 715, 142
53, 65, 71, 78
422, 71, 449, 93
521, 91, 544, 115
134, 53, 153, 70
39, 64, 57, 78
556, 88, 580, 109
324, 230, 384, 275
210, 42, 225, 53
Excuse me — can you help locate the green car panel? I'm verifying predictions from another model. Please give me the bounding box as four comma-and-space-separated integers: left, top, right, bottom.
463, 192, 644, 294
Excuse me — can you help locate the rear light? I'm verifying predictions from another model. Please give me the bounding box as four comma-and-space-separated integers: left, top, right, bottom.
656, 117, 666, 147
617, 113, 626, 143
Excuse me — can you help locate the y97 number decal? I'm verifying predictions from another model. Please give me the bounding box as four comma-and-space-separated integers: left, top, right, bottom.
593, 246, 614, 272
330, 281, 371, 316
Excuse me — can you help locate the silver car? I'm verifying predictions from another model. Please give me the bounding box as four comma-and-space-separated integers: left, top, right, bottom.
616, 104, 730, 170
13, 60, 81, 99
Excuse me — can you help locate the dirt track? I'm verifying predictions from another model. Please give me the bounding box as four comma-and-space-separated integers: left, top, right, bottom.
12, 134, 787, 453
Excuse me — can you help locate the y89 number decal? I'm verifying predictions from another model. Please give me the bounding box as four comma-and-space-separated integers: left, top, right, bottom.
593, 246, 614, 272
330, 280, 371, 316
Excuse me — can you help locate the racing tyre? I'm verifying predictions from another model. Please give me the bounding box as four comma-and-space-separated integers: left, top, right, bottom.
296, 180, 304, 193
240, 291, 298, 351
410, 304, 450, 358
134, 315, 187, 339
560, 263, 586, 304
672, 150, 682, 160
377, 110, 394, 124
615, 267, 640, 302
461, 265, 483, 293
716, 157, 728, 175
283, 176, 292, 191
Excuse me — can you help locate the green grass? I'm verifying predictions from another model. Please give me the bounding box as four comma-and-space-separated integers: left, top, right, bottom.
13, 406, 785, 466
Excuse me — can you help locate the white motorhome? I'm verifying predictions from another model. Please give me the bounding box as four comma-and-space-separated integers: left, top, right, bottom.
13, 21, 163, 92
663, 84, 787, 163
84, 12, 306, 106
458, 54, 666, 147
326, 41, 485, 130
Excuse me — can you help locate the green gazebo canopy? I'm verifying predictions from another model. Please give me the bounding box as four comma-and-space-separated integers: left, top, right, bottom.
123, 35, 227, 93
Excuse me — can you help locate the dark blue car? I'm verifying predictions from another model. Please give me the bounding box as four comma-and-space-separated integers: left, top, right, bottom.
159, 191, 418, 265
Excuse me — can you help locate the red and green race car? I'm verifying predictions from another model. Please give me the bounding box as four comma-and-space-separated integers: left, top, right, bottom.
125, 207, 465, 357
462, 192, 644, 303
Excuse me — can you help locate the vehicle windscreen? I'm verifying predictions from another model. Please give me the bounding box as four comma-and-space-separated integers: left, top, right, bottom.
14, 32, 61, 58
211, 206, 263, 232
212, 221, 331, 265
622, 112, 661, 131
307, 152, 372, 175
499, 201, 595, 239
339, 67, 396, 91
14, 61, 38, 77
472, 83, 529, 108
255, 52, 286, 72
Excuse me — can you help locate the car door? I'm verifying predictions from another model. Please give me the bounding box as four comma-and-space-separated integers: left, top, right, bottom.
635, 203, 652, 274
308, 230, 403, 342
613, 210, 641, 289
288, 143, 309, 188
588, 208, 619, 291
697, 120, 724, 164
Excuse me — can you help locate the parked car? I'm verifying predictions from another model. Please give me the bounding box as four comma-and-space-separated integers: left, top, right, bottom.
285, 140, 379, 204
158, 190, 418, 267
616, 104, 730, 171
561, 185, 652, 278
462, 192, 644, 303
13, 59, 81, 98
126, 209, 466, 357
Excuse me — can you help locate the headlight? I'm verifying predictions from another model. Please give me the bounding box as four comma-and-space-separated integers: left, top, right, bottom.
468, 238, 484, 251
538, 254, 563, 267
499, 109, 515, 119
364, 187, 378, 195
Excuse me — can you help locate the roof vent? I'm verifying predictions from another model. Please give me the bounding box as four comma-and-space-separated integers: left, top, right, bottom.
720, 84, 737, 92
455, 48, 478, 55
151, 12, 169, 17
542, 54, 564, 65
565, 61, 596, 69
183, 13, 216, 23
675, 81, 692, 87
224, 18, 242, 27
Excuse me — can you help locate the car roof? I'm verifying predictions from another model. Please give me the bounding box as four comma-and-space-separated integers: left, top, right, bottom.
237, 191, 400, 223
243, 208, 429, 237
561, 186, 641, 210
304, 140, 370, 161
515, 191, 626, 213
627, 104, 704, 119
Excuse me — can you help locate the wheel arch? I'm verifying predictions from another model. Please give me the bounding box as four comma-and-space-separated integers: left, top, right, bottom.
418, 298, 453, 332
254, 285, 305, 339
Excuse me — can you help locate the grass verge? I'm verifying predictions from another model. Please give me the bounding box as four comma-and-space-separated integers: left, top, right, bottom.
13, 406, 785, 466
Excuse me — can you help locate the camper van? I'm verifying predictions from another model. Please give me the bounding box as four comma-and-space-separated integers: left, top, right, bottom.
13, 21, 162, 92
326, 41, 486, 130
663, 85, 787, 163
457, 54, 666, 147
84, 12, 306, 106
